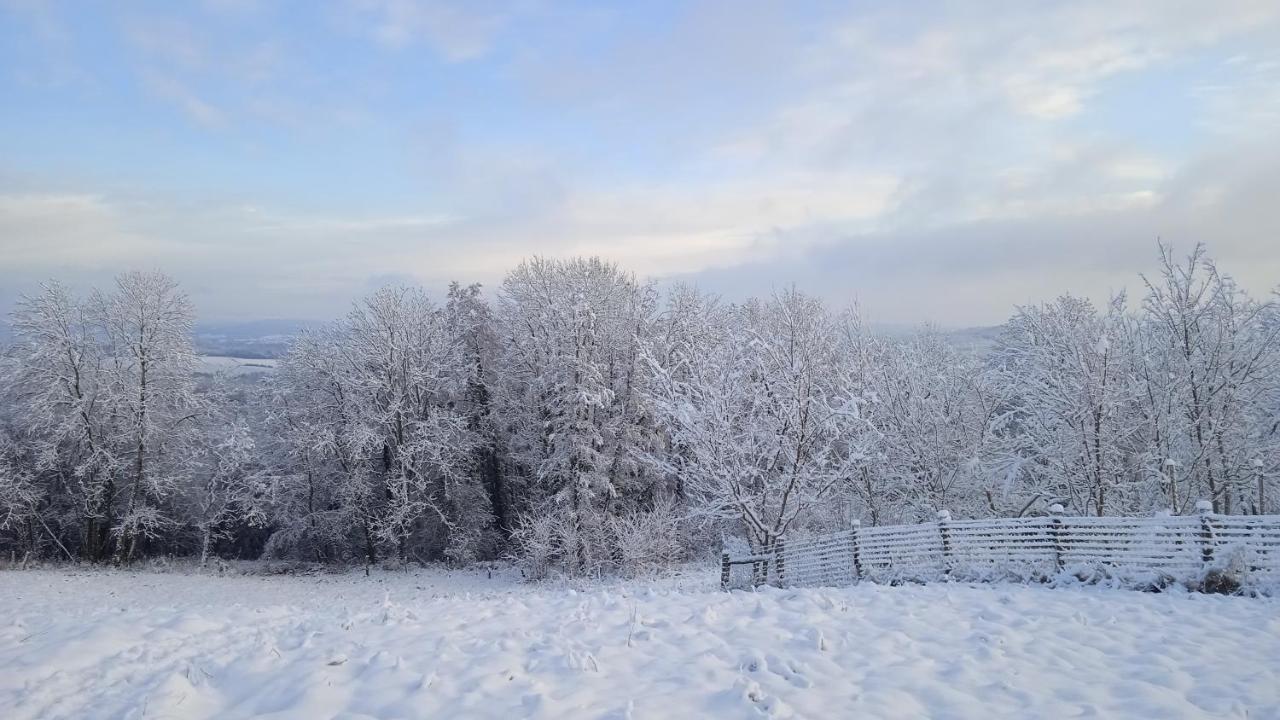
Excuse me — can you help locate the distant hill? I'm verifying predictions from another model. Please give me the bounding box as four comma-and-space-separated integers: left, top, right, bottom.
0, 317, 306, 359
946, 325, 1003, 354
868, 323, 1003, 354
193, 319, 315, 359
196, 355, 279, 377
9, 316, 1004, 360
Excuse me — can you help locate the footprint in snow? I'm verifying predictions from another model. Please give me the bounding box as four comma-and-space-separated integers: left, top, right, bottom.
765, 654, 812, 689
734, 679, 795, 718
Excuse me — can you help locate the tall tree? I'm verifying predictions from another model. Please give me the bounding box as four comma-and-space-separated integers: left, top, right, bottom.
1140, 244, 1280, 513
648, 288, 875, 551
7, 273, 200, 562
866, 329, 1000, 522
94, 272, 201, 562
268, 287, 485, 565
990, 295, 1142, 516
186, 379, 267, 567
445, 282, 508, 539
496, 257, 656, 573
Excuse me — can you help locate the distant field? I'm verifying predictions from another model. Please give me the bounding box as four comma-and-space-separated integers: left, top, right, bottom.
196, 355, 279, 376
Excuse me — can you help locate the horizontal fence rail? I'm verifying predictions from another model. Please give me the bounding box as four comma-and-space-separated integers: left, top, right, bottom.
721, 504, 1280, 593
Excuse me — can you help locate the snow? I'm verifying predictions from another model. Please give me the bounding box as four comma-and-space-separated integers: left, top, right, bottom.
196, 355, 279, 376
3, 568, 1278, 719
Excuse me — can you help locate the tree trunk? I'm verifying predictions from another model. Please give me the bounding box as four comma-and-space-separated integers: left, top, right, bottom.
117, 351, 149, 565
363, 520, 376, 575
572, 483, 587, 574
200, 526, 212, 567
484, 446, 507, 535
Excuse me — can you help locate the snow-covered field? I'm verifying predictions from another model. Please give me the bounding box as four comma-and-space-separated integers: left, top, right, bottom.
196, 355, 279, 376
2, 568, 1278, 719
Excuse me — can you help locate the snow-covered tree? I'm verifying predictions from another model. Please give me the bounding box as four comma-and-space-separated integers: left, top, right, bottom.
445, 282, 509, 547
3, 244, 1275, 569
496, 257, 660, 574
93, 272, 202, 562
6, 273, 201, 562
267, 286, 486, 565
345, 286, 478, 560
648, 288, 875, 551
644, 284, 731, 506
260, 325, 356, 562
0, 434, 44, 558
989, 294, 1143, 516
1139, 244, 1280, 514
186, 381, 267, 566
8, 281, 114, 559
864, 328, 1000, 523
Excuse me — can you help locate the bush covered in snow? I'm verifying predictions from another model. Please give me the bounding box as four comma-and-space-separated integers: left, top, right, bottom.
512, 497, 685, 579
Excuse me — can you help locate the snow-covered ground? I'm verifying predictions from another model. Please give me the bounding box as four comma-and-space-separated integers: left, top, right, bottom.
2, 568, 1278, 719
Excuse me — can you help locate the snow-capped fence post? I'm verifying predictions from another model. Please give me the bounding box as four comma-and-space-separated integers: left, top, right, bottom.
850, 520, 863, 581
937, 510, 952, 575
1048, 504, 1066, 572
720, 552, 731, 591
1196, 500, 1216, 565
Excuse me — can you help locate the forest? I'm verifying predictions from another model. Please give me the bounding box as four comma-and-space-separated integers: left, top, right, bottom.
0, 244, 1277, 577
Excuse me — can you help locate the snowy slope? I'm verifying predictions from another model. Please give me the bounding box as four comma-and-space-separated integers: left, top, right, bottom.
1, 568, 1277, 719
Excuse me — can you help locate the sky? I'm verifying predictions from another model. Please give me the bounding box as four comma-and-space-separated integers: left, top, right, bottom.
1, 0, 1278, 327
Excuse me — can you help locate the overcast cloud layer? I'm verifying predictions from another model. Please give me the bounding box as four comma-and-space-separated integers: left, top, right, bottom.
1, 0, 1278, 326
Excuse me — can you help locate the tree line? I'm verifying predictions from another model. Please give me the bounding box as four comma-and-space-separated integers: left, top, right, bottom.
1, 245, 1277, 576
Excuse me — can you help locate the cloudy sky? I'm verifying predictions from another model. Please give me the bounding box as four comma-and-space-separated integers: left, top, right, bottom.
1, 0, 1278, 327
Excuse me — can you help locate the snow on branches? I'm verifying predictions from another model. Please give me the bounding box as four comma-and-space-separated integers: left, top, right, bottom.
1, 244, 1276, 572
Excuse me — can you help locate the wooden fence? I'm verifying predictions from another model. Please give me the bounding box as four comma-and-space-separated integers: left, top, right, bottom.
721, 502, 1280, 592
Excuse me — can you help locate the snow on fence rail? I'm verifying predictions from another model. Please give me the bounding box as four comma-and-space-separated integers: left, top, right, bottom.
721, 503, 1280, 592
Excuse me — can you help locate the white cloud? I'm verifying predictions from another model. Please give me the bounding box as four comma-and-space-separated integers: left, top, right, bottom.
141, 70, 227, 129
1006, 85, 1084, 120
1193, 53, 1280, 138
0, 194, 158, 265
2, 0, 1279, 325
348, 0, 515, 61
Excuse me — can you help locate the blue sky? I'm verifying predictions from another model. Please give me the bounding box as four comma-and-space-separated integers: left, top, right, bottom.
2, 0, 1278, 325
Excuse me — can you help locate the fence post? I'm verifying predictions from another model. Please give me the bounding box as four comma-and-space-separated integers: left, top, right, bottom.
1048, 504, 1065, 573
720, 552, 731, 591
775, 537, 787, 588
937, 510, 952, 575
850, 520, 863, 582
1196, 499, 1216, 566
